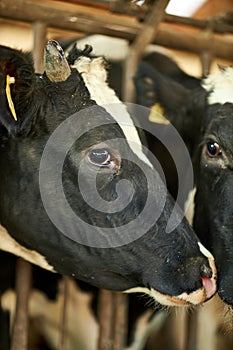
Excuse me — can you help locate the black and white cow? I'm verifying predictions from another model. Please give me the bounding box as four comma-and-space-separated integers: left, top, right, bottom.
0, 41, 221, 350
134, 52, 233, 307
0, 41, 217, 305
61, 35, 232, 347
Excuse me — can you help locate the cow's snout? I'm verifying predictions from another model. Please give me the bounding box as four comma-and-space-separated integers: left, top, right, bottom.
168, 252, 217, 305
155, 252, 217, 306
200, 262, 217, 299
200, 263, 212, 278
126, 242, 217, 307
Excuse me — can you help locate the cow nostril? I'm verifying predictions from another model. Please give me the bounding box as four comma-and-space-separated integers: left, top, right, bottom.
200, 264, 212, 278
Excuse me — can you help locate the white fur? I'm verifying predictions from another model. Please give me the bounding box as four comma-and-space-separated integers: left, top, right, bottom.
184, 190, 216, 276
68, 34, 129, 61
67, 34, 168, 62
73, 56, 153, 168
202, 67, 233, 105
125, 241, 217, 305
184, 186, 196, 225
198, 241, 214, 261
124, 278, 216, 306
0, 224, 55, 271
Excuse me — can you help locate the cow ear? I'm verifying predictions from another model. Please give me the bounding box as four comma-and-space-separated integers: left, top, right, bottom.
0, 45, 36, 135
134, 61, 204, 148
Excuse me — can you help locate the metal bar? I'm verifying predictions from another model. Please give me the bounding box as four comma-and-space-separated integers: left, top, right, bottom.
10, 258, 32, 350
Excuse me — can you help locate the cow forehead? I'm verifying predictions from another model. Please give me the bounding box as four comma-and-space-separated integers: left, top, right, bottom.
204, 109, 233, 159
202, 67, 233, 105
206, 105, 233, 136
71, 56, 153, 168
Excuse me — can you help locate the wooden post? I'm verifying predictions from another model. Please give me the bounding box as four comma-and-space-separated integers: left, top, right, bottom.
98, 289, 115, 350
33, 21, 47, 74
113, 292, 128, 350
123, 0, 170, 102
10, 259, 32, 350
98, 290, 128, 350
99, 2, 169, 346
199, 20, 214, 77
10, 21, 47, 350
185, 309, 198, 350
200, 51, 213, 76
58, 276, 70, 350
0, 1, 232, 60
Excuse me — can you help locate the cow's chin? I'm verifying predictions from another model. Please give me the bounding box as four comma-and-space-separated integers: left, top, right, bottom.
124, 278, 217, 307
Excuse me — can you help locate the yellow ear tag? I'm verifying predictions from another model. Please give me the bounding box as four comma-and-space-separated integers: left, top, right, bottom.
148, 103, 170, 125
6, 75, 17, 121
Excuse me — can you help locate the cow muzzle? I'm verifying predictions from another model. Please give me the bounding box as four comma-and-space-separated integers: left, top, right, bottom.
125, 242, 217, 307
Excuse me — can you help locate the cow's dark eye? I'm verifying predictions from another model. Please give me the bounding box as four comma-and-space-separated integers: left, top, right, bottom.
206, 142, 222, 157
88, 148, 111, 167
86, 146, 121, 173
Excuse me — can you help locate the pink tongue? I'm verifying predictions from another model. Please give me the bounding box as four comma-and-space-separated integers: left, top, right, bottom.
201, 276, 216, 299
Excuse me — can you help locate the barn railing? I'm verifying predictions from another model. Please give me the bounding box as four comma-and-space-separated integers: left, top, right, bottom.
0, 0, 233, 61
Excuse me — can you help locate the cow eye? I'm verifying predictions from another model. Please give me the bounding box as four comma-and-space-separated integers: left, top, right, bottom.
206, 142, 222, 157
88, 148, 111, 167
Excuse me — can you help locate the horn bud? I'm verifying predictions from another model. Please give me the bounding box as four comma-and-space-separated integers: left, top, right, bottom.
44, 40, 71, 82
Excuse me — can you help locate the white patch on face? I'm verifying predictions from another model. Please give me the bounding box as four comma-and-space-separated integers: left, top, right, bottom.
0, 224, 55, 272
67, 34, 129, 61
72, 56, 153, 168
124, 276, 216, 306
202, 67, 233, 105
125, 244, 217, 305
184, 186, 196, 225
198, 242, 214, 261
198, 242, 217, 295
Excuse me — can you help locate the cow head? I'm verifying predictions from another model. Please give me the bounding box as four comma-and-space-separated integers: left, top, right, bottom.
195, 72, 233, 306
135, 56, 233, 306
0, 41, 217, 306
